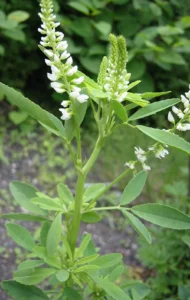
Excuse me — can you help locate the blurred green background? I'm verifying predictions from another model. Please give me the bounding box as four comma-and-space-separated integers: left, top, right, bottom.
1, 1, 190, 299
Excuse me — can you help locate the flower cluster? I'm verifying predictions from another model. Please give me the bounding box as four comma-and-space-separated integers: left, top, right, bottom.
38, 0, 88, 120
168, 85, 190, 131
102, 34, 130, 102
125, 144, 169, 172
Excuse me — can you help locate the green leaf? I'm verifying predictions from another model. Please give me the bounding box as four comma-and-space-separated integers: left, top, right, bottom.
10, 181, 46, 216
9, 111, 28, 124
108, 265, 124, 282
0, 83, 66, 138
31, 196, 63, 211
89, 88, 108, 99
126, 93, 149, 107
132, 204, 190, 229
40, 221, 51, 247
122, 210, 151, 244
74, 265, 100, 273
68, 2, 89, 14
127, 81, 141, 91
111, 100, 128, 122
83, 183, 106, 202
76, 100, 88, 126
182, 235, 190, 247
56, 269, 69, 282
2, 280, 49, 300
93, 253, 122, 269
128, 59, 146, 80
8, 11, 30, 23
120, 171, 147, 205
141, 91, 171, 99
14, 268, 56, 285
46, 213, 62, 257
33, 246, 61, 269
88, 274, 131, 300
75, 234, 91, 258
178, 285, 190, 300
57, 183, 74, 204
93, 21, 112, 36
74, 254, 99, 266
121, 280, 150, 299
6, 223, 35, 251
129, 98, 179, 121
2, 213, 48, 222
62, 237, 73, 261
18, 260, 44, 270
3, 28, 26, 42
131, 288, 141, 300
137, 125, 190, 155
158, 51, 186, 65
81, 211, 101, 223
64, 287, 83, 300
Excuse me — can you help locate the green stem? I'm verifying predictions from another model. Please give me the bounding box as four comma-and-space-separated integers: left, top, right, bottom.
93, 206, 121, 211
69, 172, 85, 253
83, 136, 104, 176
86, 168, 131, 209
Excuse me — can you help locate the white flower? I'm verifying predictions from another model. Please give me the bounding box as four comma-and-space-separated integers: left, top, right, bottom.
172, 106, 180, 115
118, 91, 128, 102
178, 112, 185, 119
51, 65, 60, 75
60, 51, 70, 60
66, 56, 73, 65
77, 94, 89, 103
45, 59, 52, 66
142, 164, 151, 171
54, 54, 60, 63
177, 123, 190, 131
72, 76, 84, 85
67, 66, 78, 76
135, 147, 145, 156
70, 90, 80, 99
47, 73, 59, 81
59, 108, 72, 120
185, 91, 190, 100
61, 100, 70, 107
168, 111, 175, 123
53, 87, 65, 93
124, 162, 135, 169
44, 49, 54, 57
57, 41, 68, 51
50, 82, 63, 89
155, 148, 169, 159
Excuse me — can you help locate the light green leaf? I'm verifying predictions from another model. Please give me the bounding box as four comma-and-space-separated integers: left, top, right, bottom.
68, 2, 89, 14
126, 93, 149, 107
88, 274, 131, 300
122, 210, 151, 244
108, 265, 124, 282
111, 100, 128, 122
8, 11, 30, 23
6, 223, 35, 251
74, 265, 100, 273
132, 204, 190, 229
127, 81, 141, 91
2, 213, 48, 222
141, 91, 171, 99
10, 181, 46, 216
74, 254, 99, 266
62, 237, 73, 261
129, 98, 179, 121
2, 280, 49, 300
31, 197, 63, 211
46, 213, 62, 257
137, 125, 190, 155
81, 211, 101, 223
57, 183, 74, 204
75, 234, 91, 259
0, 83, 66, 138
89, 88, 108, 99
9, 111, 28, 124
94, 21, 112, 36
93, 253, 122, 269
56, 269, 69, 282
18, 260, 44, 271
83, 183, 106, 202
14, 268, 56, 285
120, 171, 147, 205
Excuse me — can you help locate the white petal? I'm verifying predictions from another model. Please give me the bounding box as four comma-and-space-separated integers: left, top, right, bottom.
47, 73, 58, 81
72, 76, 84, 85
66, 56, 73, 65
70, 91, 80, 99
77, 94, 89, 103
61, 100, 70, 107
168, 111, 175, 123
44, 49, 54, 57
60, 51, 70, 60
45, 59, 52, 66
54, 87, 65, 93
67, 66, 78, 76
50, 82, 63, 89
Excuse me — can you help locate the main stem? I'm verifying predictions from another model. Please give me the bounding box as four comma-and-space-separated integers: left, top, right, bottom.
69, 171, 85, 253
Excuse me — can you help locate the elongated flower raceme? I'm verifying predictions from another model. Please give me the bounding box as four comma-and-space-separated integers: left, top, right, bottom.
98, 34, 131, 102
38, 0, 88, 120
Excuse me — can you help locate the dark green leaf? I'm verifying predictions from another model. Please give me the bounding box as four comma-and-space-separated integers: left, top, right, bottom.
132, 204, 190, 229
2, 280, 49, 300
40, 221, 51, 247
111, 100, 128, 122
81, 211, 101, 223
46, 213, 62, 257
129, 98, 179, 121
120, 171, 147, 205
10, 181, 46, 215
64, 287, 83, 300
122, 210, 151, 244
2, 213, 48, 222
137, 125, 190, 155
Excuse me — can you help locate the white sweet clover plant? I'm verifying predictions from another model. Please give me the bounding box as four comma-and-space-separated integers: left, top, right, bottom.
2, 0, 190, 299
